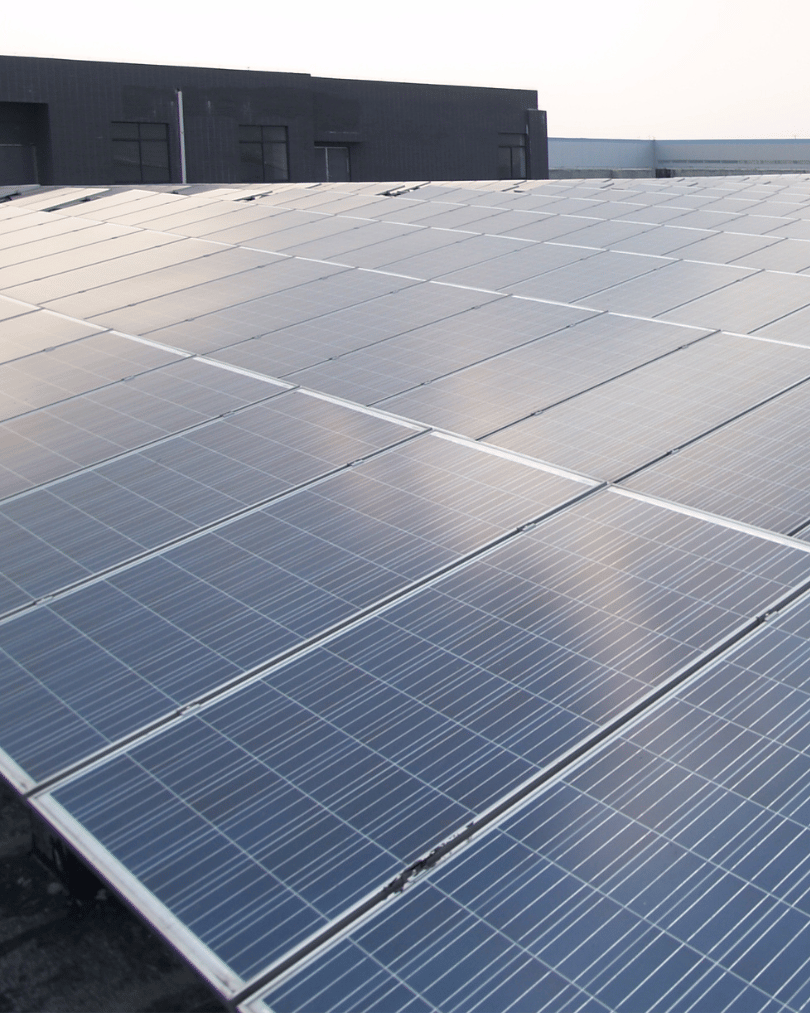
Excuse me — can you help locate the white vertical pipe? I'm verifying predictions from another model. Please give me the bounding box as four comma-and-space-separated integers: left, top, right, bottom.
176, 90, 187, 184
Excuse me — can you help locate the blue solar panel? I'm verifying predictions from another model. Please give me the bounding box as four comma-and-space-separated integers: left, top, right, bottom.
10, 178, 810, 1012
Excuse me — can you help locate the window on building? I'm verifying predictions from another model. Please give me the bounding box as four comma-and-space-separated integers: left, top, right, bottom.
111, 122, 170, 184
498, 133, 527, 179
239, 125, 289, 183
315, 145, 350, 183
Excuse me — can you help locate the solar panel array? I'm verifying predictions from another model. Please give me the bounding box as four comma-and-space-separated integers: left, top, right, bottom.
5, 174, 810, 1011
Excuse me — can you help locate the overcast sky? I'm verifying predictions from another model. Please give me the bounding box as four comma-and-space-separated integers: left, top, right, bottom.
6, 0, 809, 140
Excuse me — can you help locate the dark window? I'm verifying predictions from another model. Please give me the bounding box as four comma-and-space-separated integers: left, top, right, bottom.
315, 145, 350, 182
498, 133, 527, 179
111, 122, 170, 184
239, 125, 289, 183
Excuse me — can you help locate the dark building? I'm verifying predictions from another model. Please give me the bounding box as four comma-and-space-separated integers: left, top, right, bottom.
0, 55, 548, 186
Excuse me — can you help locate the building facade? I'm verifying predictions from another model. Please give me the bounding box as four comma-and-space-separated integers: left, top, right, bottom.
0, 56, 548, 186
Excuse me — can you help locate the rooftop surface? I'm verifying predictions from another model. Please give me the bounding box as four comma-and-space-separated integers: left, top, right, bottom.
3, 175, 810, 1011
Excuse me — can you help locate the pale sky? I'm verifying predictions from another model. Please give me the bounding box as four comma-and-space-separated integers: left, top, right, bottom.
5, 0, 809, 140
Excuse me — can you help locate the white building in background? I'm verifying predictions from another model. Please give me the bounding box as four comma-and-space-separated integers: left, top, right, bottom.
550, 137, 810, 177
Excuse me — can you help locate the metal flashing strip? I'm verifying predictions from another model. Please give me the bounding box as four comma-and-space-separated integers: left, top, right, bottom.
194, 355, 295, 388
292, 387, 427, 431
610, 485, 810, 554
433, 431, 599, 485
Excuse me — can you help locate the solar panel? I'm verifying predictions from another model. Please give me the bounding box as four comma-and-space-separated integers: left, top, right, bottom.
732, 237, 810, 273
0, 309, 99, 363
660, 270, 810, 334
0, 227, 179, 282
1, 237, 221, 307
0, 357, 284, 498
577, 259, 752, 316
0, 331, 183, 421
486, 332, 810, 480
285, 297, 593, 405
380, 313, 709, 438
663, 230, 781, 265
506, 250, 668, 303
34, 245, 278, 319
622, 380, 810, 533
435, 241, 598, 290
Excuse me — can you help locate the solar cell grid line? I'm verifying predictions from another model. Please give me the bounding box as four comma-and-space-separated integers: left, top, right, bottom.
378, 313, 714, 440
31, 488, 810, 1009
484, 331, 810, 483
0, 391, 420, 617
0, 432, 595, 791
0, 355, 286, 499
